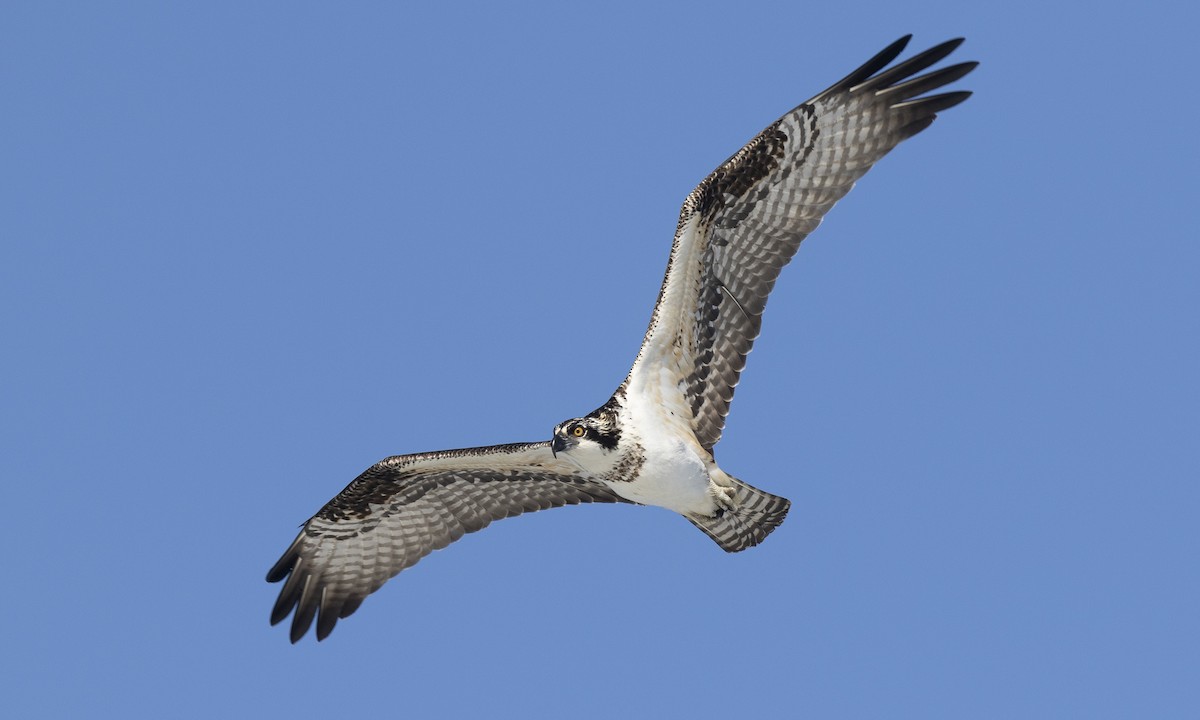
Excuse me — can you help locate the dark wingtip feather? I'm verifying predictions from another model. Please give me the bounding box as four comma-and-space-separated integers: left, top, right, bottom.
283, 575, 319, 643
269, 553, 307, 626
270, 592, 296, 627
340, 596, 364, 619
896, 116, 936, 141
290, 597, 318, 644
818, 35, 912, 98
315, 600, 341, 641
265, 560, 290, 584
852, 37, 968, 94
878, 61, 978, 103
266, 535, 302, 583
893, 90, 974, 141
896, 90, 974, 115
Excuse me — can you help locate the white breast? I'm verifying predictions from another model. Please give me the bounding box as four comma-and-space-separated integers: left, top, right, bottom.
612, 362, 717, 516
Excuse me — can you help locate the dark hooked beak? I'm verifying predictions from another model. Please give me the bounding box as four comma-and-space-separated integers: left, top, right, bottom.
550, 434, 566, 457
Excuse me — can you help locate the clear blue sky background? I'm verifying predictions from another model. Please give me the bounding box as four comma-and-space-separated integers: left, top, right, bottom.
3, 2, 1197, 717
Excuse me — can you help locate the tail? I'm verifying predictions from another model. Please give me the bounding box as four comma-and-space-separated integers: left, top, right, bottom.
685, 478, 791, 553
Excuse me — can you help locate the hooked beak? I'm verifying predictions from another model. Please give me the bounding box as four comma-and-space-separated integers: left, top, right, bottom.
550, 434, 566, 457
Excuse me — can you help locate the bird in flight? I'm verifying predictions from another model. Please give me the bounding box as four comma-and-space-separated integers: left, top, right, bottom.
268, 35, 977, 642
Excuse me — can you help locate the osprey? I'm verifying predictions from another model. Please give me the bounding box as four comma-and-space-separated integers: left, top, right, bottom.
268, 35, 976, 642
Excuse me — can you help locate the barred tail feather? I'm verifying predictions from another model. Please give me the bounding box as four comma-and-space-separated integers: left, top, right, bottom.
686, 479, 791, 552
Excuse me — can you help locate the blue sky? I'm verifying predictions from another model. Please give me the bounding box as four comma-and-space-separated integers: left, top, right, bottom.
3, 2, 1197, 717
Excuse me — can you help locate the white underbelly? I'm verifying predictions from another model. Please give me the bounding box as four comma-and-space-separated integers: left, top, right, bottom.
608, 438, 713, 516
610, 361, 719, 515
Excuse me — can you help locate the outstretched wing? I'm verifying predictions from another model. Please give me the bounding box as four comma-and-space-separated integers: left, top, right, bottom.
627, 36, 976, 450
266, 441, 627, 642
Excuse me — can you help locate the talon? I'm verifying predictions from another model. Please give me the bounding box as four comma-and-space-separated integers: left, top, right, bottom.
709, 481, 738, 511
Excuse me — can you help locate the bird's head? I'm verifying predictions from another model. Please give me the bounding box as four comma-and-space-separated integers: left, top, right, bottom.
550, 411, 621, 461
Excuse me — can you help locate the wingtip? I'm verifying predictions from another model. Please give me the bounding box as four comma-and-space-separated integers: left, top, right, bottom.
315, 602, 340, 641
265, 559, 287, 583
819, 34, 969, 101
269, 607, 289, 627
266, 534, 303, 583
927, 37, 967, 68
878, 34, 914, 63
818, 35, 914, 98
894, 89, 974, 114
290, 618, 312, 644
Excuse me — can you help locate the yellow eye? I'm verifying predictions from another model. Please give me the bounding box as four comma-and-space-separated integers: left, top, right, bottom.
572, 426, 585, 437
